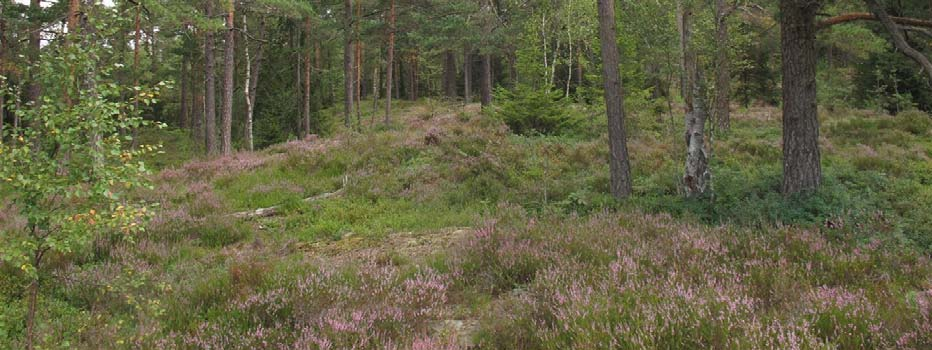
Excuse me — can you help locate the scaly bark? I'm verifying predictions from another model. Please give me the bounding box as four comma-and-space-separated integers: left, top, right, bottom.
384, 0, 395, 124
343, 0, 354, 127
596, 0, 633, 199
464, 46, 472, 103
480, 53, 492, 106
714, 0, 732, 131
221, 2, 235, 155
780, 0, 822, 195
204, 1, 218, 155
304, 16, 313, 138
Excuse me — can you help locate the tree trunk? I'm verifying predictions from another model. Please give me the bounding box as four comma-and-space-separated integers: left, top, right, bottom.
384, 0, 395, 125
193, 62, 204, 149
133, 3, 141, 111
180, 53, 189, 129
443, 49, 457, 98
0, 3, 5, 144
355, 0, 363, 127
714, 0, 731, 131
597, 0, 634, 199
304, 16, 313, 138
566, 39, 573, 98
343, 0, 354, 127
372, 63, 379, 118
221, 2, 235, 155
394, 57, 401, 100
205, 2, 218, 155
24, 247, 45, 350
412, 49, 419, 100
480, 53, 492, 106
26, 0, 40, 104
245, 15, 265, 150
780, 0, 822, 195
679, 2, 710, 197
864, 0, 932, 83
464, 46, 472, 104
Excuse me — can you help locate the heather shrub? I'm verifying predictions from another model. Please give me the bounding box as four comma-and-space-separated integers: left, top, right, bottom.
155, 258, 459, 349
460, 213, 932, 349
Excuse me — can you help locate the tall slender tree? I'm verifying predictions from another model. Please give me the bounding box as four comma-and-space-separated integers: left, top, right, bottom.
343, 0, 354, 127
221, 1, 235, 155
304, 16, 313, 138
463, 46, 472, 103
384, 0, 395, 125
679, 1, 710, 197
480, 53, 491, 106
205, 1, 219, 155
596, 0, 633, 199
714, 0, 733, 131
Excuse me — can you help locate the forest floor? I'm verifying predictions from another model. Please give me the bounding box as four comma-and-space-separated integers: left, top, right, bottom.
4, 100, 932, 349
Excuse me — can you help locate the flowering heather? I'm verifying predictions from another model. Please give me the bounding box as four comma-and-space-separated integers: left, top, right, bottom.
179, 152, 280, 180
457, 212, 932, 349
158, 255, 458, 349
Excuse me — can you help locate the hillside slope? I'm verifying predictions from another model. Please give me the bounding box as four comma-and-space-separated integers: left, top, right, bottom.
5, 102, 932, 349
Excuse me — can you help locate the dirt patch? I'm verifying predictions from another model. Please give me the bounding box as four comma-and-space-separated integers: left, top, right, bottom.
294, 227, 473, 263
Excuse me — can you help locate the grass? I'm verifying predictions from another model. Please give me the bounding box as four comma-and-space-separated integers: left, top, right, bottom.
2, 101, 932, 349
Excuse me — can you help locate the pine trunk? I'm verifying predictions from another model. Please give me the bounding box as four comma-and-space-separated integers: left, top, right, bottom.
180, 53, 189, 129
464, 46, 472, 103
26, 0, 40, 104
780, 0, 822, 195
205, 2, 218, 155
343, 0, 354, 127
221, 3, 235, 155
384, 0, 395, 124
714, 0, 731, 131
304, 17, 313, 138
596, 0, 633, 199
443, 49, 457, 98
480, 54, 492, 106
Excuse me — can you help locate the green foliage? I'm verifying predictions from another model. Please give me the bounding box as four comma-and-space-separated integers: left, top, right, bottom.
491, 85, 577, 135
0, 42, 162, 280
854, 50, 932, 114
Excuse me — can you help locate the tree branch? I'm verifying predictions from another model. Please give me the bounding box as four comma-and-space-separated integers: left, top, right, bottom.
817, 12, 932, 30
862, 0, 932, 83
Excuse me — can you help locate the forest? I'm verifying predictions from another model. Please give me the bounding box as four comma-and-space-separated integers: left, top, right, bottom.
1, 0, 932, 348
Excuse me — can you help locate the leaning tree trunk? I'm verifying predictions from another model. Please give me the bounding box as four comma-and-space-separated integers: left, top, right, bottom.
596, 0, 634, 199
480, 53, 492, 106
384, 0, 395, 125
221, 3, 235, 155
343, 0, 354, 127
780, 0, 822, 195
714, 0, 731, 131
205, 2, 218, 155
679, 2, 710, 197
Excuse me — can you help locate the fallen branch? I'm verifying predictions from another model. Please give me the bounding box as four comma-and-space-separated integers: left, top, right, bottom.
231, 177, 348, 219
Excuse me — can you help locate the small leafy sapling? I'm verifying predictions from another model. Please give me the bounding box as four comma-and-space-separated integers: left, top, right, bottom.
0, 39, 165, 348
